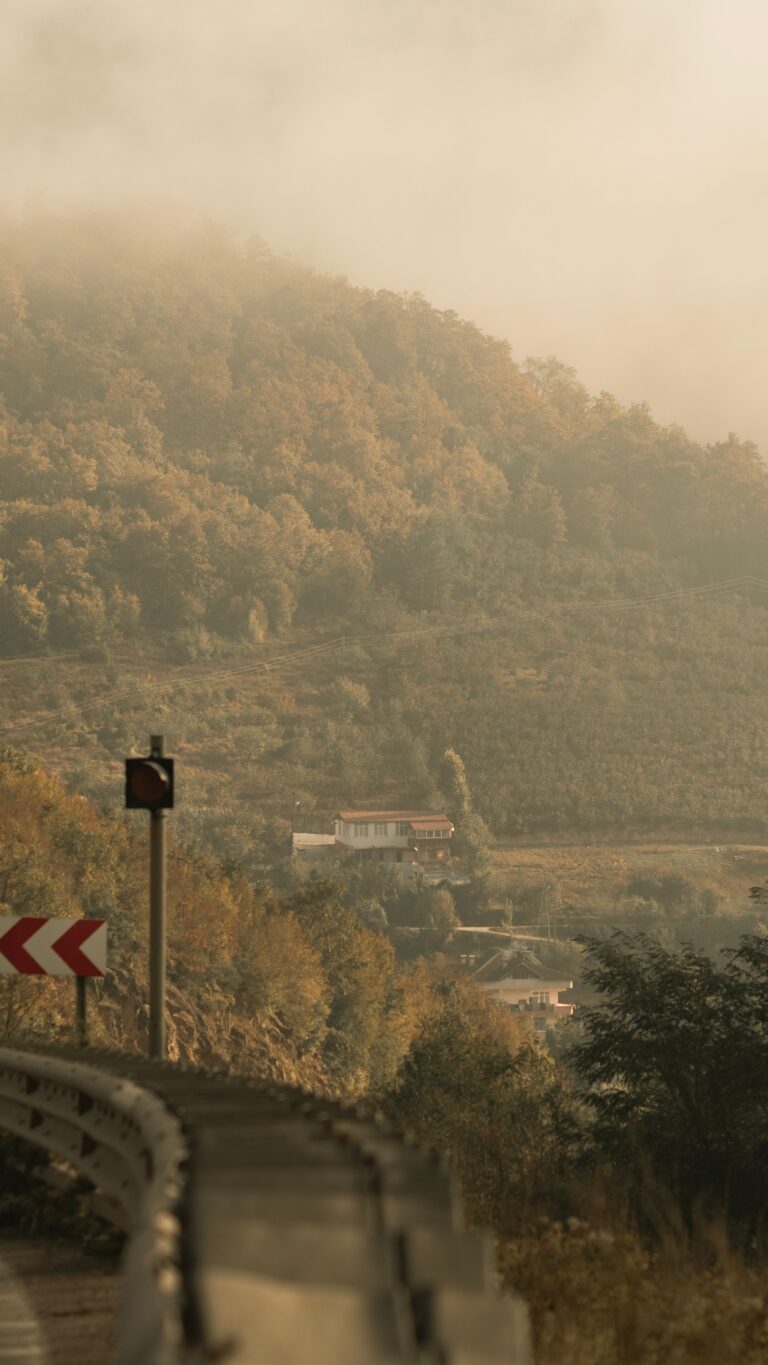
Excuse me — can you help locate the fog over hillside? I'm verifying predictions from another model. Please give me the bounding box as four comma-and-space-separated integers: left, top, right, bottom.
2, 0, 767, 451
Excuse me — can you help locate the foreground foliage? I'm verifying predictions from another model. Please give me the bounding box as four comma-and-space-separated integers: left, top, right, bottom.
498, 1216, 768, 1365
385, 930, 768, 1363
571, 932, 768, 1224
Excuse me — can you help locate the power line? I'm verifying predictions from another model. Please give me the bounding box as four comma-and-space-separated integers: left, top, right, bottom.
3, 574, 766, 739
0, 638, 342, 735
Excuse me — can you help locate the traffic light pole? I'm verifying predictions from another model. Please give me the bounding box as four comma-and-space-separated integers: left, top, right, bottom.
149, 734, 167, 1060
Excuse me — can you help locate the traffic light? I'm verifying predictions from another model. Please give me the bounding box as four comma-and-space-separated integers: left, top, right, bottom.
125, 756, 174, 809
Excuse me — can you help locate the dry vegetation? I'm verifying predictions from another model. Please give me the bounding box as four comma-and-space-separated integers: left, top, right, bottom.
493, 841, 768, 916
499, 1217, 768, 1365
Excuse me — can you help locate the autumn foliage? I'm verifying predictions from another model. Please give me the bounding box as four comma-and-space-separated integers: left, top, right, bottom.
0, 748, 443, 1095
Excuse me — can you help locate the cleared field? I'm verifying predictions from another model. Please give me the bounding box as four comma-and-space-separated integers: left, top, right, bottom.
492, 841, 768, 913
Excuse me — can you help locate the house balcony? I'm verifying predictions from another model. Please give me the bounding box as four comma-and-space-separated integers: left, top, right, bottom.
411, 842, 452, 866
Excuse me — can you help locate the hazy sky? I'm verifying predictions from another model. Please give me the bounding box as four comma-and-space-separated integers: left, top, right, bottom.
2, 0, 767, 449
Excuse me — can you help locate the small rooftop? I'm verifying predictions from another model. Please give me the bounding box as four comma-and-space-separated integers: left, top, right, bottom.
473, 951, 572, 989
336, 809, 453, 826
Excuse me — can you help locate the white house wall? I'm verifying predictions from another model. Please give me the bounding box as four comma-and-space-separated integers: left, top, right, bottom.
335, 823, 411, 850
334, 820, 452, 851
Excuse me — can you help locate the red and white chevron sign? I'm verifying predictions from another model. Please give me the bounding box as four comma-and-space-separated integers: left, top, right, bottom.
0, 918, 106, 977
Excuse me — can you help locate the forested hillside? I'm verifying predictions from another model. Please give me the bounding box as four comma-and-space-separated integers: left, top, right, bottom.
2, 213, 768, 837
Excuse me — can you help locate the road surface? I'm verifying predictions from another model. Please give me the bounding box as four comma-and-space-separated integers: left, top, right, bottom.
0, 1237, 120, 1365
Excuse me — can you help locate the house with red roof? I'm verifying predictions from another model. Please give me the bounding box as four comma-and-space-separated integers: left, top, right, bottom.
333, 808, 454, 870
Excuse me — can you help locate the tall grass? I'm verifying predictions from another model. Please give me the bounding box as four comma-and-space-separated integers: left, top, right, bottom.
497, 1175, 768, 1365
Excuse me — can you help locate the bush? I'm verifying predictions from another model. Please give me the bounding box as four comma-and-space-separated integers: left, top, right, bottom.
570, 932, 768, 1230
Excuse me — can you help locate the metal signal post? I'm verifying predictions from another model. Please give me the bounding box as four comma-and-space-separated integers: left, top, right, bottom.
149, 736, 167, 1060
125, 735, 174, 1060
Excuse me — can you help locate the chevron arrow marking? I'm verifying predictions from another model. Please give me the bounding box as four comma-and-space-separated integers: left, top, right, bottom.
0, 918, 48, 974
51, 920, 106, 976
0, 918, 106, 976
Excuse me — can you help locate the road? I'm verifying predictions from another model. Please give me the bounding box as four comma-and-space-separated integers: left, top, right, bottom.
0, 1237, 120, 1365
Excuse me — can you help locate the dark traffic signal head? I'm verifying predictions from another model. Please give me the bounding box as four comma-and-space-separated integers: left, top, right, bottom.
125, 756, 174, 810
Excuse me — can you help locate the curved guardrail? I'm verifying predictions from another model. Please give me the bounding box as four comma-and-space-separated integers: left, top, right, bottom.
0, 1047, 188, 1365
0, 1046, 532, 1365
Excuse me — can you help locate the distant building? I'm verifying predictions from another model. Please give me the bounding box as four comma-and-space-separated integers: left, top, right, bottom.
473, 951, 574, 1034
291, 832, 337, 863
333, 809, 454, 871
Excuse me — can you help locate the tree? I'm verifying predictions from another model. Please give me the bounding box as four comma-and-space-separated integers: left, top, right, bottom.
387, 972, 572, 1227
287, 877, 413, 1094
355, 896, 388, 932
236, 894, 329, 1053
0, 583, 48, 648
442, 747, 473, 824
335, 676, 370, 717
570, 932, 768, 1225
509, 468, 567, 547
424, 887, 459, 941
441, 748, 493, 897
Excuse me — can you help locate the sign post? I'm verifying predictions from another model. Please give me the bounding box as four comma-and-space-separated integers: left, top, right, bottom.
125, 735, 174, 1060
76, 975, 88, 1047
0, 917, 107, 1045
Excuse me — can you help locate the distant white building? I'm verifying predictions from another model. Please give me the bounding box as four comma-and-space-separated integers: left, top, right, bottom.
333, 808, 454, 870
291, 832, 337, 863
473, 952, 574, 1034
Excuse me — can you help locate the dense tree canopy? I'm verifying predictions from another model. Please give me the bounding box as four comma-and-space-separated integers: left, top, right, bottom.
2, 212, 768, 835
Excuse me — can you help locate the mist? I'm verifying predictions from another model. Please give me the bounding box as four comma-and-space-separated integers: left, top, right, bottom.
2, 0, 767, 450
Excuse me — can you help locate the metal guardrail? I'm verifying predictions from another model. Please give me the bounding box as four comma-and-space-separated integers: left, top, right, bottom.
0, 1047, 188, 1365
0, 1047, 532, 1365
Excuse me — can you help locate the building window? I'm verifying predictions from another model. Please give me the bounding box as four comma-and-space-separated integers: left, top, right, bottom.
531, 991, 550, 1006
342, 823, 351, 837
353, 823, 369, 837
396, 822, 409, 836
534, 1017, 547, 1032
373, 822, 388, 837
